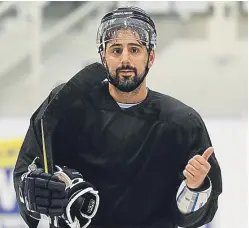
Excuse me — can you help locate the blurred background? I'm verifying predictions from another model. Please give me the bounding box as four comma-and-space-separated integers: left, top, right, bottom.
0, 1, 247, 228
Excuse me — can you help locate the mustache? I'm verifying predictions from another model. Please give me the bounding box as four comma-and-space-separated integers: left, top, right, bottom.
116, 65, 137, 74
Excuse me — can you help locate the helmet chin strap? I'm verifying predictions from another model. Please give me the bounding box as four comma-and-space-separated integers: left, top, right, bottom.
98, 45, 152, 93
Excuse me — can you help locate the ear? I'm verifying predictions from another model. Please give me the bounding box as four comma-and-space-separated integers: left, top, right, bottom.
101, 52, 107, 68
148, 49, 155, 69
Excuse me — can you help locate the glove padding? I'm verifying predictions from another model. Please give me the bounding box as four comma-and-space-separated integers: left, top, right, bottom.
55, 166, 99, 228
19, 167, 68, 217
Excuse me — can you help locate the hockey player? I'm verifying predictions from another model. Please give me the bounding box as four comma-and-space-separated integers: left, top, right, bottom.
13, 6, 222, 228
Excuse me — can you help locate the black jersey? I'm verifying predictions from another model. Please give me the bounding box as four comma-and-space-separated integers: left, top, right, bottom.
13, 80, 222, 228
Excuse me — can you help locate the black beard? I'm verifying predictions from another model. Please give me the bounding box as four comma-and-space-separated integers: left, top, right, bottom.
108, 65, 145, 92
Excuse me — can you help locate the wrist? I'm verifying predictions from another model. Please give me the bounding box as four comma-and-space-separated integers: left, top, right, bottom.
187, 176, 211, 192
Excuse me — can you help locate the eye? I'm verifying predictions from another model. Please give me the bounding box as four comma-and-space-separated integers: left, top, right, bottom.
112, 48, 122, 54
131, 47, 140, 53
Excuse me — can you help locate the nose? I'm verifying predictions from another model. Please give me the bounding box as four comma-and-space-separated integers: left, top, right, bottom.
120, 48, 130, 65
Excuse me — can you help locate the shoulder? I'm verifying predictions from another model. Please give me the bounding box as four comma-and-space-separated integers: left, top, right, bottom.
151, 91, 212, 153
150, 90, 205, 130
31, 83, 66, 124
49, 83, 66, 100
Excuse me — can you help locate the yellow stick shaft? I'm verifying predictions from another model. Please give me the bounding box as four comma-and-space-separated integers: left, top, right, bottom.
41, 119, 48, 174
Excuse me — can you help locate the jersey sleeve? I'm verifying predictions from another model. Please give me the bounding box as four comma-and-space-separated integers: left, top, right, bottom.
13, 84, 64, 228
170, 111, 223, 227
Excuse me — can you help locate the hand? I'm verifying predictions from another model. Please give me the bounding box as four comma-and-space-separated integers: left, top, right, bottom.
55, 166, 99, 228
183, 147, 214, 189
19, 168, 68, 217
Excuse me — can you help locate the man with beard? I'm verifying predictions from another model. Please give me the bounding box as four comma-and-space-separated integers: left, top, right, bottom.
13, 6, 222, 228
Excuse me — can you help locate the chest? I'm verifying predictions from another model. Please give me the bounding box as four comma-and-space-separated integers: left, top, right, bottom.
73, 109, 182, 182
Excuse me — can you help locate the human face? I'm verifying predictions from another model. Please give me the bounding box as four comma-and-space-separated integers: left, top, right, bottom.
102, 29, 154, 92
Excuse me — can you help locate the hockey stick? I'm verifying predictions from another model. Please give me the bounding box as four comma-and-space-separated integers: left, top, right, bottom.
39, 62, 107, 228
41, 119, 58, 228
40, 62, 107, 175
41, 119, 48, 174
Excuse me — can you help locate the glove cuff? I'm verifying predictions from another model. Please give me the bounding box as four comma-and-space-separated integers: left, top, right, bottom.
54, 166, 100, 227
54, 165, 73, 188
19, 160, 42, 221
66, 187, 99, 221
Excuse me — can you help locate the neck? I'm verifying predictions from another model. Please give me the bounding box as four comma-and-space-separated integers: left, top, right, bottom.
109, 81, 147, 104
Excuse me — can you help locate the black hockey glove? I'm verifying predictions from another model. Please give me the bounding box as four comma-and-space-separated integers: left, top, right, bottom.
19, 158, 68, 219
54, 166, 99, 228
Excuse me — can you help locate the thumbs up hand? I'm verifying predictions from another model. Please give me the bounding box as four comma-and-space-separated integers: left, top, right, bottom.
183, 147, 214, 189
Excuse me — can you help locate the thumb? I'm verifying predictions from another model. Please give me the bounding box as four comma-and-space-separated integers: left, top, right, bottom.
202, 147, 214, 160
